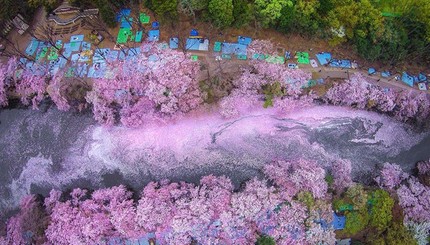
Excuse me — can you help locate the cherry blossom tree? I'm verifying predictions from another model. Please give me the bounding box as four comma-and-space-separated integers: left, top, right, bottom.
7, 154, 430, 245
163, 176, 234, 244
325, 74, 430, 124
417, 159, 430, 176
11, 161, 430, 244
273, 93, 315, 114
270, 201, 308, 244
368, 85, 396, 112
305, 223, 336, 245
231, 178, 281, 221
91, 186, 142, 239
218, 210, 257, 244
234, 61, 311, 97
219, 59, 312, 117
86, 42, 203, 127
47, 73, 71, 111
417, 159, 430, 187
264, 159, 328, 200
394, 91, 421, 122
396, 178, 430, 223
0, 57, 18, 107
375, 163, 409, 190
45, 188, 117, 244
136, 181, 182, 236
331, 159, 353, 193
325, 74, 370, 109
5, 195, 48, 245
219, 92, 261, 118
370, 162, 430, 242
15, 67, 48, 110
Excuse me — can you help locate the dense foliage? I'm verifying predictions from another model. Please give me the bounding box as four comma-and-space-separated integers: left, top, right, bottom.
2, 158, 429, 244
145, 0, 430, 63
208, 0, 234, 28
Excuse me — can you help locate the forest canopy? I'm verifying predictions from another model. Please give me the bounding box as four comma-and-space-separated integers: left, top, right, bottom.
145, 0, 430, 64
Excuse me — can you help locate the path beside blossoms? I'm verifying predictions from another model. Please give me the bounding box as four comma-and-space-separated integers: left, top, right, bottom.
191, 50, 429, 95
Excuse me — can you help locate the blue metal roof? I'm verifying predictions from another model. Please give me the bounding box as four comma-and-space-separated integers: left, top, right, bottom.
169, 37, 179, 49
332, 212, 346, 230
402, 72, 415, 87
190, 29, 199, 36
316, 52, 332, 65
238, 36, 252, 46
148, 30, 160, 41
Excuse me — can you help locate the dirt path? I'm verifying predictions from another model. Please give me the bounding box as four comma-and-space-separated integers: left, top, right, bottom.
7, 7, 428, 95
192, 47, 429, 95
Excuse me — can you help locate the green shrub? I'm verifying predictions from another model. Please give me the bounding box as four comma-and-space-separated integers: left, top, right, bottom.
369, 190, 394, 231
296, 191, 315, 209
346, 184, 368, 211
343, 210, 369, 235
256, 235, 276, 245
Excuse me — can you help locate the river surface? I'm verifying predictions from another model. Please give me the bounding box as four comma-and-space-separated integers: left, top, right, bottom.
0, 105, 429, 219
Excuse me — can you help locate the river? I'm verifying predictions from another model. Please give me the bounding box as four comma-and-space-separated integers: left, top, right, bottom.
0, 105, 429, 219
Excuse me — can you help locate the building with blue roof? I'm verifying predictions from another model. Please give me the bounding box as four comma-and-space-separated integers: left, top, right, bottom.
238, 36, 252, 46
148, 30, 160, 41
25, 38, 40, 56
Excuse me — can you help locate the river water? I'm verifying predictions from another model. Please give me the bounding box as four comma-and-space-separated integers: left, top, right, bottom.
0, 105, 429, 219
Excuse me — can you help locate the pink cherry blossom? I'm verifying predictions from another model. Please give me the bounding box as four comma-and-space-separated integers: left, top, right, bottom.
15, 69, 47, 110
326, 74, 430, 124
375, 163, 409, 190
332, 159, 353, 193
47, 73, 71, 111
397, 178, 430, 223
264, 159, 328, 200
86, 42, 203, 126
417, 159, 430, 175
0, 57, 18, 107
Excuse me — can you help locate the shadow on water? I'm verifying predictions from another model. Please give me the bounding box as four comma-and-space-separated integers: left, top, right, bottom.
389, 133, 430, 170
